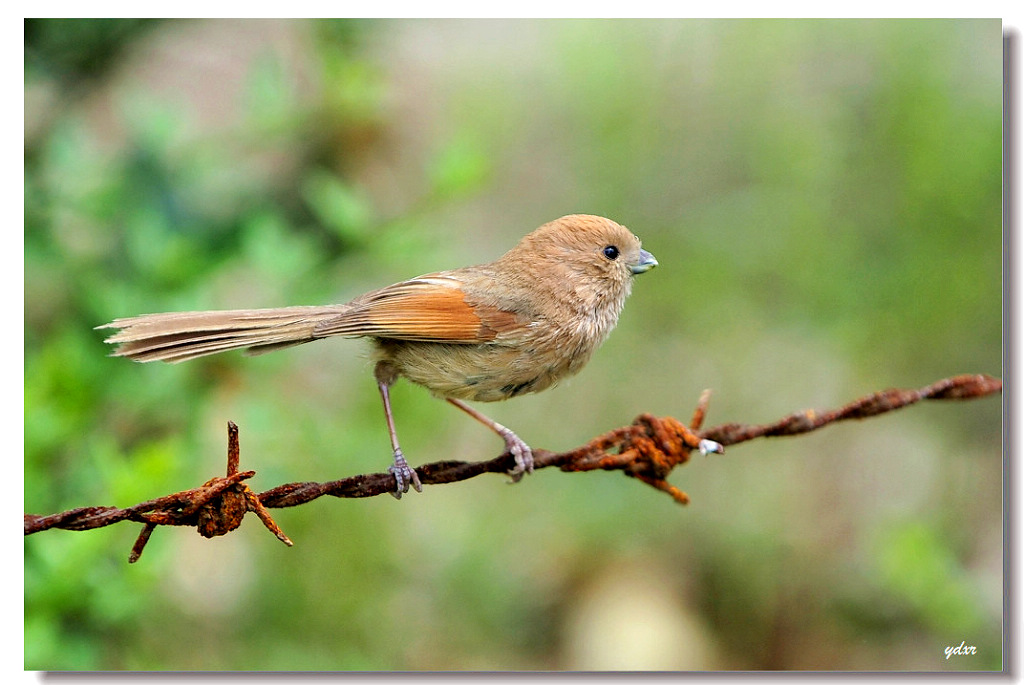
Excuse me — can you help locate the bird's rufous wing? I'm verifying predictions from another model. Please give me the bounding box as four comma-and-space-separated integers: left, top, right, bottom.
312, 274, 525, 343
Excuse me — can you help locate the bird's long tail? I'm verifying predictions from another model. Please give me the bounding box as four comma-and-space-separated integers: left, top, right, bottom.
97, 305, 349, 363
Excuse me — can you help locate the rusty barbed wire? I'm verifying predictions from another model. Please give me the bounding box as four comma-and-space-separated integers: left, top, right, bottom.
24, 373, 1001, 562
26, 422, 292, 563
698, 373, 1003, 445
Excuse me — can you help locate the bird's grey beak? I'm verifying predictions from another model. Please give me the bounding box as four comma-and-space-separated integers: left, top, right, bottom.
630, 249, 658, 275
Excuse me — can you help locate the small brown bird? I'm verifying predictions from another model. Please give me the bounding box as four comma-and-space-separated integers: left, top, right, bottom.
99, 214, 657, 497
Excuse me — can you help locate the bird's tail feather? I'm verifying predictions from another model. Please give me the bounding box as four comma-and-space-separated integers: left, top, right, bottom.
97, 305, 348, 363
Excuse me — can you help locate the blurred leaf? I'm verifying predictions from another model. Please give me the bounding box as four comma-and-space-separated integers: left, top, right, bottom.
25, 18, 161, 81
300, 170, 375, 243
237, 209, 319, 279
244, 54, 302, 134
428, 135, 491, 199
874, 520, 985, 635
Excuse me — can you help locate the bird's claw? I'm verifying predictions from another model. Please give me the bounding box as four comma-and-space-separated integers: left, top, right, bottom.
504, 432, 534, 483
388, 450, 422, 499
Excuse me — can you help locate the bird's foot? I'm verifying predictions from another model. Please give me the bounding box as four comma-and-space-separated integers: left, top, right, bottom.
388, 449, 423, 499
501, 430, 534, 483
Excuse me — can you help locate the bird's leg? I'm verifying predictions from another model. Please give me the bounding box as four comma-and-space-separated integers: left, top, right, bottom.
374, 362, 422, 498
446, 398, 534, 482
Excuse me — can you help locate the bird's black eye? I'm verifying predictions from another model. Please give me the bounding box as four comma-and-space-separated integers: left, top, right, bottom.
602, 245, 620, 260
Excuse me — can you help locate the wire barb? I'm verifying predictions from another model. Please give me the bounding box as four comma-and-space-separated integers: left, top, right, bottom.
25, 421, 294, 563
24, 374, 1000, 561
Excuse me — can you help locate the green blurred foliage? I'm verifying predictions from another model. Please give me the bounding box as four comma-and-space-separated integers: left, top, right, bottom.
25, 19, 1001, 671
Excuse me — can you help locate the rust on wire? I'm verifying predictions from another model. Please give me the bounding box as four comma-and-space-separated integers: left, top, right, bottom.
25, 422, 293, 563
699, 373, 1002, 446
24, 374, 1001, 561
